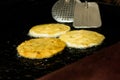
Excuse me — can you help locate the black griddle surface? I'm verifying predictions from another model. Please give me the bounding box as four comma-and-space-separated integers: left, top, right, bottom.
0, 2, 120, 80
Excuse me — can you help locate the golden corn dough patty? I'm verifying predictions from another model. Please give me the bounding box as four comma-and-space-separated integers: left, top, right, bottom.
17, 38, 66, 59
59, 30, 105, 49
28, 23, 71, 38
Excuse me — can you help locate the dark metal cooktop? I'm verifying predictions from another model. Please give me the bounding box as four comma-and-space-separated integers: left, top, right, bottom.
0, 2, 120, 80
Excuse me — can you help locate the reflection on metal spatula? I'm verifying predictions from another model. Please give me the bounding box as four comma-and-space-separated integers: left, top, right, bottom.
52, 0, 81, 23
73, 1, 102, 28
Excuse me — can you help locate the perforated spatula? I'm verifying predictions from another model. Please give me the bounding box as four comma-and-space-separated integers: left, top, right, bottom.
52, 0, 81, 23
73, 1, 102, 28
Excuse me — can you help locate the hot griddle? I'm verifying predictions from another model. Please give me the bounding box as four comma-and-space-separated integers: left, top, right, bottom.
0, 2, 120, 80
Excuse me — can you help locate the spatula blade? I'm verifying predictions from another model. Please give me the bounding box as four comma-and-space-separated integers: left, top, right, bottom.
52, 0, 77, 23
73, 2, 102, 28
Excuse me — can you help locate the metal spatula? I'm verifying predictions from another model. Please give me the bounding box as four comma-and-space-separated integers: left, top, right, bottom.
52, 0, 81, 23
73, 1, 102, 28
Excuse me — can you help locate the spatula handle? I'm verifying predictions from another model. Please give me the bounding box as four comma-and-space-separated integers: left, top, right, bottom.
84, 0, 88, 8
